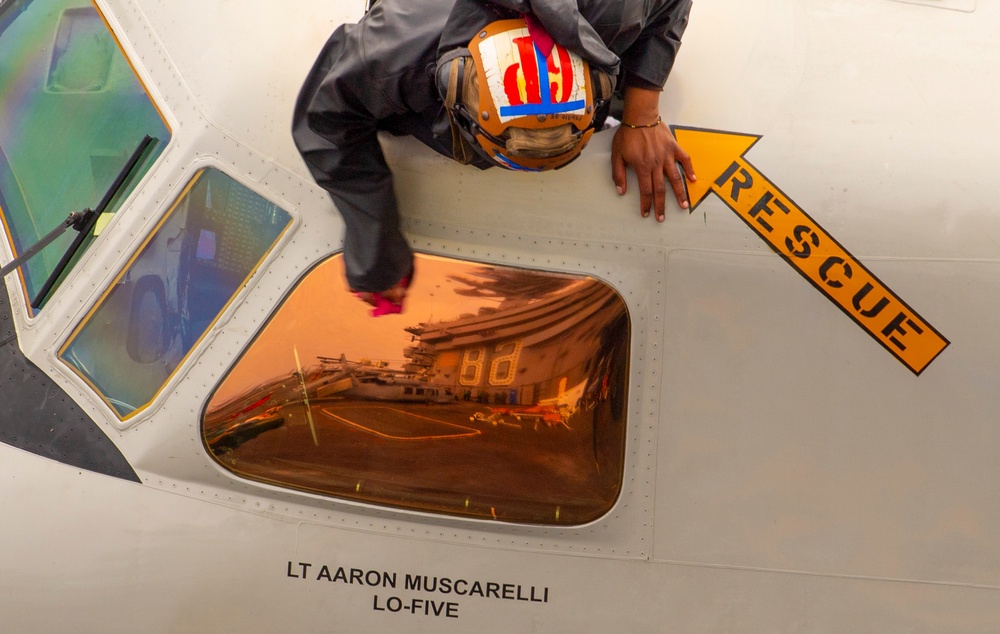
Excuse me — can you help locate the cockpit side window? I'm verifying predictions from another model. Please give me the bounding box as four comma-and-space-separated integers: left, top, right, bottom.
59, 168, 292, 419
203, 255, 629, 525
0, 0, 169, 310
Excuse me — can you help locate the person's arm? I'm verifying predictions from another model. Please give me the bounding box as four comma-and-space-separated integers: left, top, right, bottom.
609, 0, 695, 221
291, 24, 413, 295
611, 85, 695, 221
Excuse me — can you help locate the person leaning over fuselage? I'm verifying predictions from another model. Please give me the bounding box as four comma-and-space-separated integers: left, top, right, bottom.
292, 0, 695, 314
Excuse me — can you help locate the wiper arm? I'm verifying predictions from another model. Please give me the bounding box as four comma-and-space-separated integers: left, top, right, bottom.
0, 209, 93, 278
0, 0, 30, 40
27, 135, 156, 309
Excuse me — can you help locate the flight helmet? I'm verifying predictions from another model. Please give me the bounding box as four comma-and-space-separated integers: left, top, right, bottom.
438, 18, 613, 172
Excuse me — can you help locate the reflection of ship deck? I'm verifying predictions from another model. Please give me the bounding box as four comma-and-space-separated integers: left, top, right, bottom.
311, 355, 454, 404
213, 397, 619, 524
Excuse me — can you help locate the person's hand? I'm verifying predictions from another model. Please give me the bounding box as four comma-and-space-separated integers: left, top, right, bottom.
611, 87, 696, 222
351, 272, 411, 317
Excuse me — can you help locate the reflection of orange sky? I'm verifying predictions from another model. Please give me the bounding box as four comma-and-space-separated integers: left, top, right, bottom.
212, 254, 507, 403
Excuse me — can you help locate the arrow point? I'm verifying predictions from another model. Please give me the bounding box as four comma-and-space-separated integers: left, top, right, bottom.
672, 126, 762, 209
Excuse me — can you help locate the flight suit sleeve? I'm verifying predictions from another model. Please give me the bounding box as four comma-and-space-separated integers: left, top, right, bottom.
619, 0, 692, 89
291, 22, 413, 294
484, 0, 622, 73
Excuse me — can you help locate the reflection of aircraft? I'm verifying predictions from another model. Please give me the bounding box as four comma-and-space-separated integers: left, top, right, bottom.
314, 354, 456, 403
204, 406, 285, 453
472, 404, 571, 430
4, 0, 1000, 631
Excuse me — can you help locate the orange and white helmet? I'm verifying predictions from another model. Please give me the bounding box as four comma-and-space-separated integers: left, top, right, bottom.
438, 19, 613, 172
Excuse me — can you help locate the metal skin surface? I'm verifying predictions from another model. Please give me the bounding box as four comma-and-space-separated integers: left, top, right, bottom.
2, 0, 1000, 631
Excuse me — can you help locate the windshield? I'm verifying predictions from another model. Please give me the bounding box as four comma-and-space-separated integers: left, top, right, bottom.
0, 0, 169, 310
60, 168, 293, 419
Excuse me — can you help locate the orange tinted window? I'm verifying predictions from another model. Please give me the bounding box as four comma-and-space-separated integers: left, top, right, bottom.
204, 254, 629, 525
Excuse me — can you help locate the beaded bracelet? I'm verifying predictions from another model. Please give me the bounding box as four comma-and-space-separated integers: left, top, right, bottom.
621, 116, 662, 129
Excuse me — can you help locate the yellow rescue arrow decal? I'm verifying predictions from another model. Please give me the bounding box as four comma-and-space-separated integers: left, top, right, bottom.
673, 126, 948, 375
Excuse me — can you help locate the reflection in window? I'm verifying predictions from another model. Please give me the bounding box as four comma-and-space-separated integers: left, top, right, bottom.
60, 169, 292, 418
203, 255, 629, 525
0, 0, 169, 309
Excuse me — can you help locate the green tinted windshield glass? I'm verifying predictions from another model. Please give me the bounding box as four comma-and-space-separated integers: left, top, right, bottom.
0, 0, 169, 308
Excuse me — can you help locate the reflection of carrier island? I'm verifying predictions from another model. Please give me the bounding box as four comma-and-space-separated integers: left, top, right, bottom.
404, 281, 624, 408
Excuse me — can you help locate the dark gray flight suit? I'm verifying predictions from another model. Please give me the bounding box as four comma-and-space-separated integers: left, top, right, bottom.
292, 0, 692, 293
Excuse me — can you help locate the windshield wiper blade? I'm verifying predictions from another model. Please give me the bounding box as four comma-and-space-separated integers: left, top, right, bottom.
0, 135, 156, 310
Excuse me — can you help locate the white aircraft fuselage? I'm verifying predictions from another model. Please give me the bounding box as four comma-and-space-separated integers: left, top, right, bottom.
2, 0, 999, 631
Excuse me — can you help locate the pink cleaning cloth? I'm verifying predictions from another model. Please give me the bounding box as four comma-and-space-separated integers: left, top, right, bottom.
525, 14, 555, 59
356, 273, 411, 318
369, 294, 403, 317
